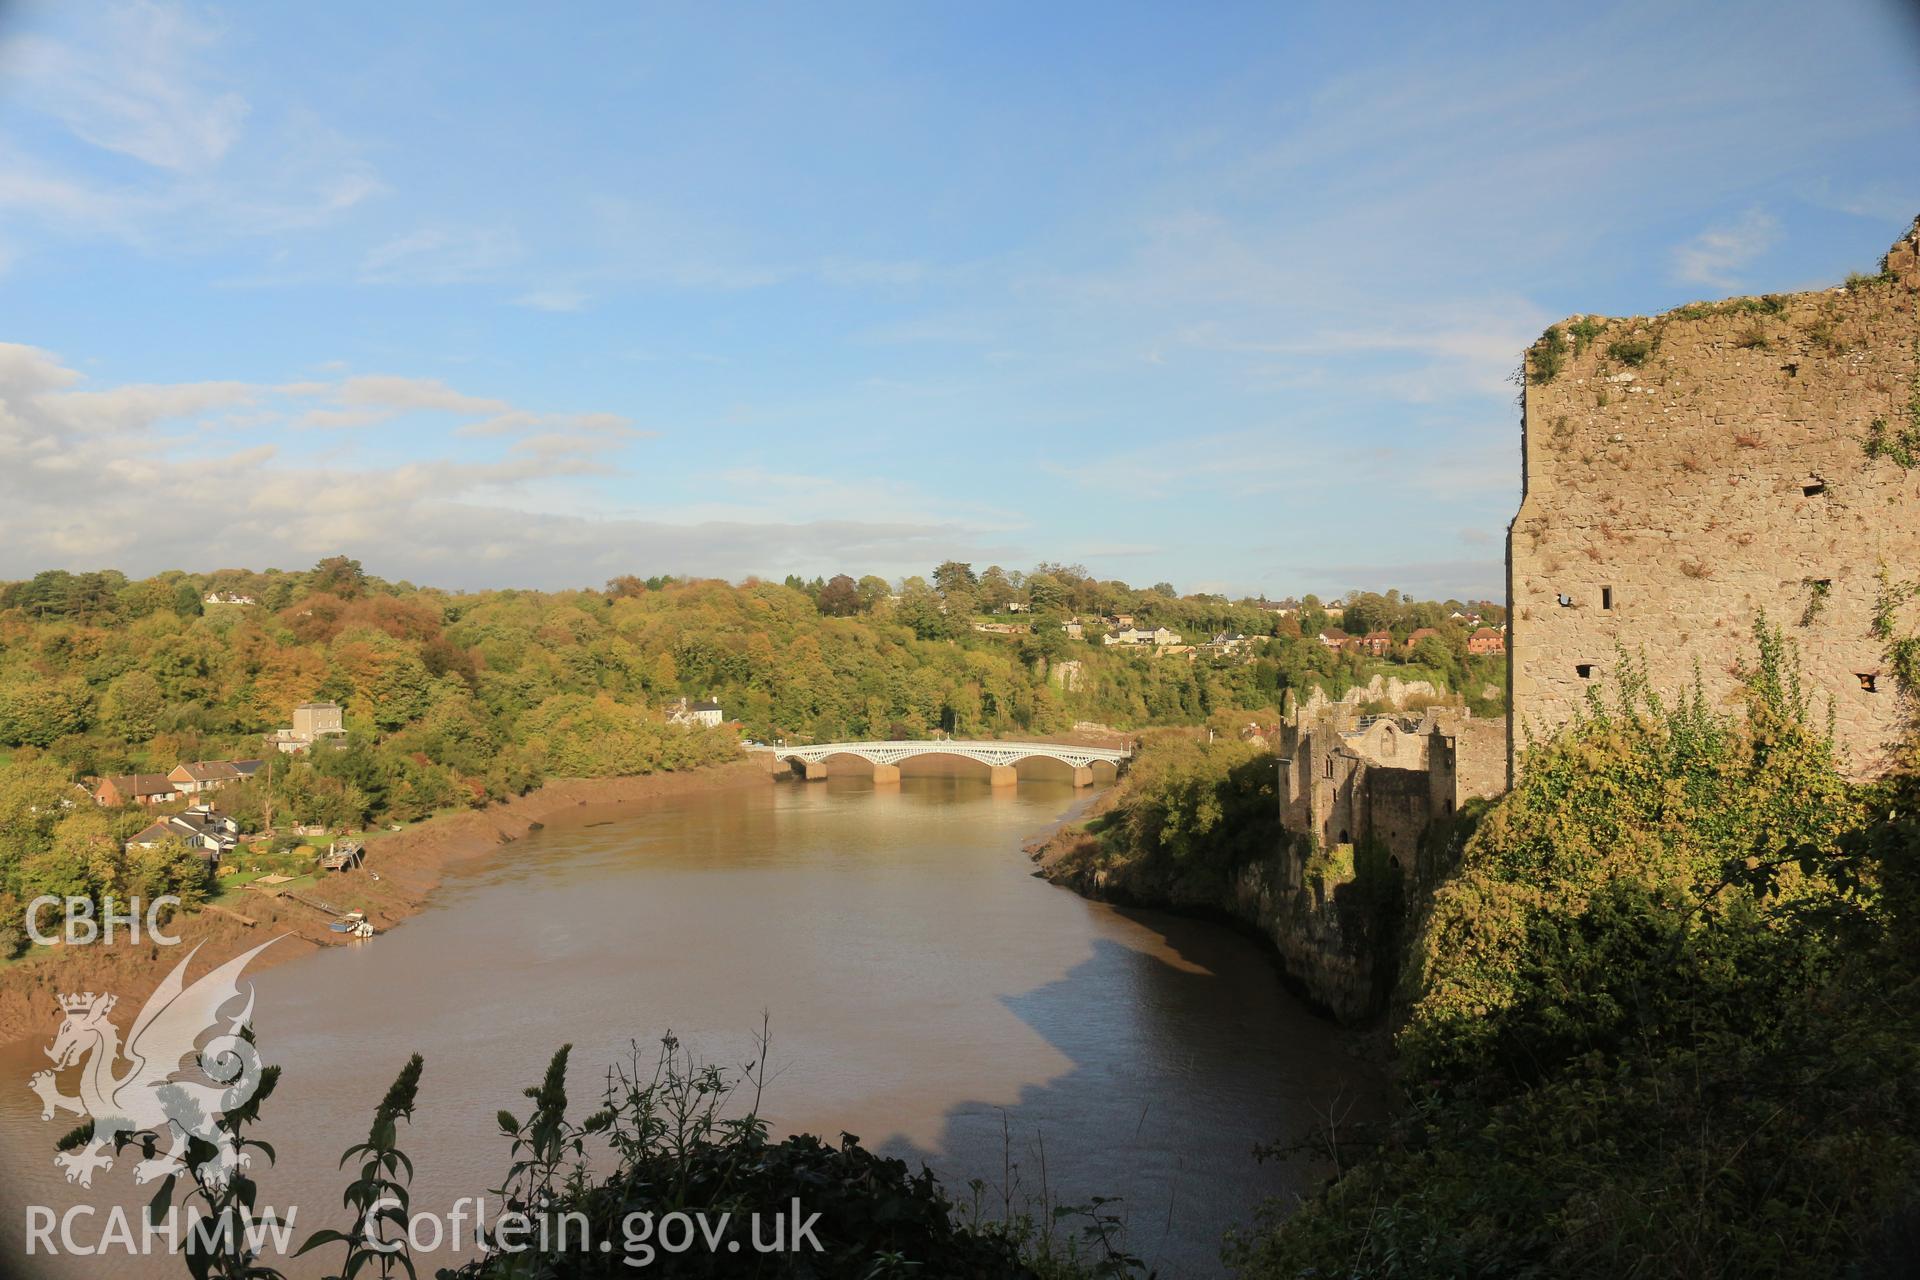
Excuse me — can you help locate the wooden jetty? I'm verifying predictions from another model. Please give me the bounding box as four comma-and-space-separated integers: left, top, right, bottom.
319, 839, 365, 872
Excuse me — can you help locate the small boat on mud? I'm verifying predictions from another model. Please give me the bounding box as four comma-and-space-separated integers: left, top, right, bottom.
329, 911, 374, 937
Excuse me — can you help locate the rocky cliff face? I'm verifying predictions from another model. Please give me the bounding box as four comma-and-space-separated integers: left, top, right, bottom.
1291, 674, 1443, 719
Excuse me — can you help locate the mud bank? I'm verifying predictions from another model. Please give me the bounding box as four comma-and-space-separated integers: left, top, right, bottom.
0, 759, 773, 1047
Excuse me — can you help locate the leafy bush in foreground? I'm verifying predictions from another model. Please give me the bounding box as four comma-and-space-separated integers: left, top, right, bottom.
108, 1031, 1145, 1280
1230, 620, 1920, 1278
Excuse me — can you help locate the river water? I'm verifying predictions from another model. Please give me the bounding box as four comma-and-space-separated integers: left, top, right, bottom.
0, 774, 1377, 1278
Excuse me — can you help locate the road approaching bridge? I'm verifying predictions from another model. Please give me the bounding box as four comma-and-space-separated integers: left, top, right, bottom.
749, 739, 1131, 787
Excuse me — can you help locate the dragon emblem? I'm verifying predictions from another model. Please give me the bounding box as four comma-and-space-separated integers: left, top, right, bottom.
29, 937, 282, 1190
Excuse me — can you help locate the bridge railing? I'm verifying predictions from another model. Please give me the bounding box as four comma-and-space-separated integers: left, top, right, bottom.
750, 739, 1132, 766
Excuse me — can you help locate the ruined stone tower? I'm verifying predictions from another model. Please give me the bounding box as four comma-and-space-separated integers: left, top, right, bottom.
1508, 215, 1920, 779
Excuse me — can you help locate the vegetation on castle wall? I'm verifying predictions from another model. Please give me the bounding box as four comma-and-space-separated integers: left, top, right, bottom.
1527, 325, 1567, 384
1228, 620, 1920, 1278
1604, 331, 1657, 367
1567, 315, 1606, 355
1862, 336, 1920, 469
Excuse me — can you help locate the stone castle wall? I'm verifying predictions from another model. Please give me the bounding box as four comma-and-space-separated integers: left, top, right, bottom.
1509, 216, 1920, 778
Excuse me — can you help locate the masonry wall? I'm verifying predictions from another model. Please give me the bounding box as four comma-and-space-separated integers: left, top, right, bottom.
1509, 217, 1920, 779
1358, 765, 1433, 866
1449, 718, 1508, 801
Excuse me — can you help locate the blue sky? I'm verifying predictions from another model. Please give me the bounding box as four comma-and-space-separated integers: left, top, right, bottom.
1, 1, 1916, 597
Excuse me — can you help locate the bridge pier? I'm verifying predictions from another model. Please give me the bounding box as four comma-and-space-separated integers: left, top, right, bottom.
768, 741, 1130, 787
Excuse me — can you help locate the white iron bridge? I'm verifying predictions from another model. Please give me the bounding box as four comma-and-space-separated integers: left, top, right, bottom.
762, 739, 1132, 769
751, 739, 1129, 785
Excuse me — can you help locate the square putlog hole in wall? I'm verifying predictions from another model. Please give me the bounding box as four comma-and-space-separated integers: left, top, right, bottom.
1576, 663, 1597, 680
1859, 673, 1879, 693
1802, 476, 1827, 497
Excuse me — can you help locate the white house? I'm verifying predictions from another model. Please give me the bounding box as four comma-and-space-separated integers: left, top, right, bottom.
1103, 625, 1182, 647
669, 697, 725, 728
126, 805, 241, 862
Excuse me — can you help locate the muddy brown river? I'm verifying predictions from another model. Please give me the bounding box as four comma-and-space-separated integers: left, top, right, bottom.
0, 774, 1376, 1278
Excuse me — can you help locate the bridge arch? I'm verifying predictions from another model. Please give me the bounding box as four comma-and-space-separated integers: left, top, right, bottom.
759, 739, 1130, 788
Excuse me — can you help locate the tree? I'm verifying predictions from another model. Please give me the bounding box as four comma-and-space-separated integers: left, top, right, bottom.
1411, 633, 1457, 681
309, 555, 367, 598
101, 671, 165, 741
894, 582, 951, 641
0, 678, 91, 748
931, 560, 980, 615
931, 561, 978, 596
855, 575, 892, 613
977, 566, 1016, 612
816, 574, 860, 617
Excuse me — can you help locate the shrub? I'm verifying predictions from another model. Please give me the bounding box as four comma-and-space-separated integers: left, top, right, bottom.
1229, 622, 1920, 1278
1528, 325, 1568, 384
122, 1032, 1147, 1280
1606, 333, 1656, 367
1568, 316, 1606, 355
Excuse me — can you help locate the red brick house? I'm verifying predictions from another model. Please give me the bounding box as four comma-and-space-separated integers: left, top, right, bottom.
1468, 627, 1507, 656
1360, 630, 1393, 657
167, 759, 264, 795
93, 774, 180, 808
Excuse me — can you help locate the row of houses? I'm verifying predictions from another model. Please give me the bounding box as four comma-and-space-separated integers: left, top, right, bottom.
90, 702, 348, 812
1102, 623, 1183, 647
92, 758, 264, 808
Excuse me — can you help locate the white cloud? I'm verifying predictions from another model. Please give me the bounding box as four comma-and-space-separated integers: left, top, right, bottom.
1672, 209, 1781, 289
515, 288, 589, 312
0, 344, 1018, 588
335, 375, 512, 416
41, 380, 258, 433
0, 6, 379, 262
359, 227, 521, 285
1, 2, 248, 173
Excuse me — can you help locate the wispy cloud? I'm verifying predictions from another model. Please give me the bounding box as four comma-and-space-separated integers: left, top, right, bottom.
0, 4, 379, 256
1672, 209, 1780, 289
359, 227, 520, 285
515, 288, 589, 312
1, 0, 248, 172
